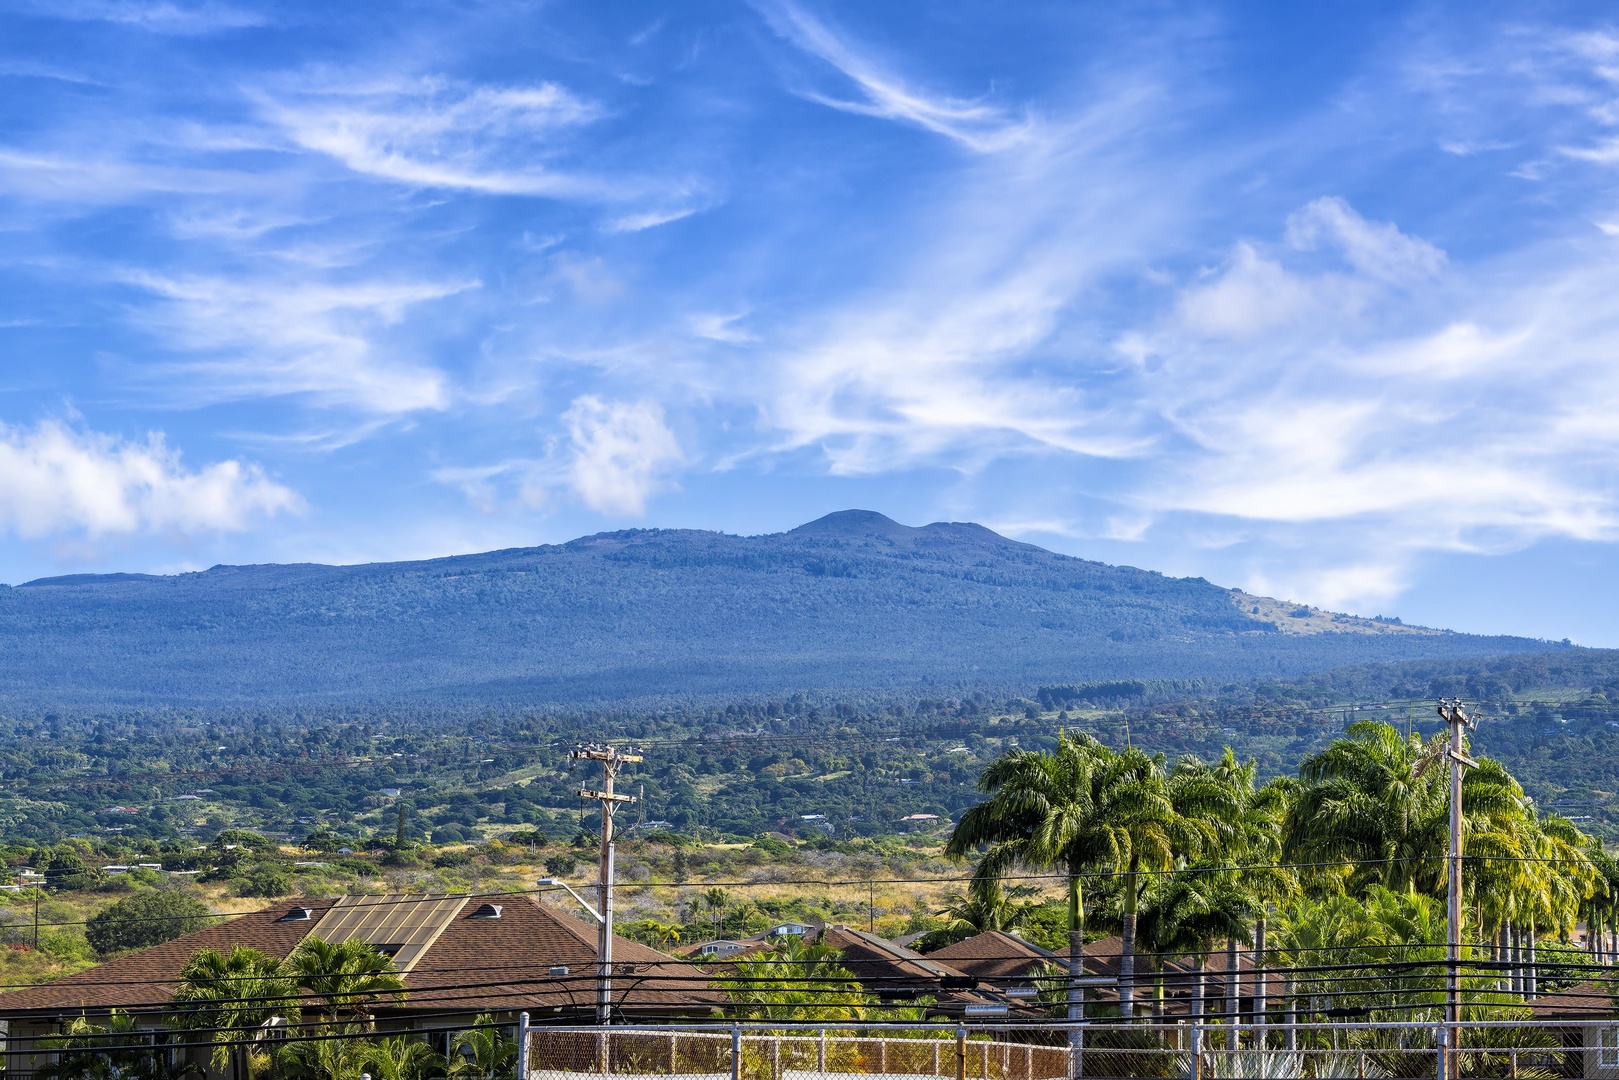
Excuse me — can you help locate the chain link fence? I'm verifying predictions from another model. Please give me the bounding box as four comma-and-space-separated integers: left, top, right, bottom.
523, 1023, 1607, 1080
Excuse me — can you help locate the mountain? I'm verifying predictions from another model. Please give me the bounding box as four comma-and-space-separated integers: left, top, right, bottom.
0, 510, 1558, 709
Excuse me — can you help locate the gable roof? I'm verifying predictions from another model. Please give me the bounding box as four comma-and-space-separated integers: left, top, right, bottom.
0, 894, 718, 1020
926, 931, 1057, 983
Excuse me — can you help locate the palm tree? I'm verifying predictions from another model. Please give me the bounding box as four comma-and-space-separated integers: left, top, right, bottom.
935, 871, 1029, 940
171, 945, 299, 1079
718, 935, 870, 1022
948, 731, 1222, 1021
1285, 722, 1528, 898
1137, 869, 1251, 1042
447, 1015, 518, 1080
1173, 751, 1298, 1032
276, 1025, 375, 1080
35, 1010, 201, 1080
365, 1036, 444, 1080
700, 887, 729, 939
282, 937, 407, 1028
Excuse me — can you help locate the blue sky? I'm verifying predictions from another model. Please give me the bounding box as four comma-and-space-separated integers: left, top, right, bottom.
1, 0, 1617, 644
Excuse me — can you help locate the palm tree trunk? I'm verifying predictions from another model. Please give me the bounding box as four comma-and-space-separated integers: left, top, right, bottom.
1225, 936, 1239, 1049
1526, 924, 1537, 999
1283, 977, 1296, 1053
1190, 955, 1205, 1063
1502, 926, 1515, 1003
1067, 873, 1085, 1066
1253, 914, 1267, 1043
1119, 867, 1138, 1020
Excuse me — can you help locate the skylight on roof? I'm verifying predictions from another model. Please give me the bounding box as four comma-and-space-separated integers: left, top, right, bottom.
470, 903, 503, 919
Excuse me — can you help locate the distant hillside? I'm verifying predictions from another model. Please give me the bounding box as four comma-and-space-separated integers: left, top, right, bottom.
0, 510, 1559, 709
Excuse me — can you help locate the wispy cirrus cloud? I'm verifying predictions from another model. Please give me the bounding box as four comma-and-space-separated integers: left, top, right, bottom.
124, 272, 473, 413
5, 0, 265, 35
254, 76, 621, 199
753, 0, 1034, 152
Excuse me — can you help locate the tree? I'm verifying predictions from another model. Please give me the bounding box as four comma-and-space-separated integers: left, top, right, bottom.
948, 731, 1222, 1020
235, 863, 292, 899
366, 1035, 444, 1080
34, 1010, 200, 1080
701, 887, 730, 939
85, 890, 212, 958
447, 1015, 518, 1080
1136, 869, 1251, 1025
718, 935, 871, 1021
1285, 723, 1528, 897
283, 937, 407, 1027
1171, 750, 1297, 1027
171, 945, 299, 1077
276, 1025, 375, 1080
913, 872, 1034, 950
44, 845, 96, 892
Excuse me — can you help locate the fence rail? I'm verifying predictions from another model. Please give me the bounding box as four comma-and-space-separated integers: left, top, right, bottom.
523, 1022, 1619, 1080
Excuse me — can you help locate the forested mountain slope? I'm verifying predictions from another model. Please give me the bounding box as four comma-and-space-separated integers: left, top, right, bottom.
0, 510, 1557, 709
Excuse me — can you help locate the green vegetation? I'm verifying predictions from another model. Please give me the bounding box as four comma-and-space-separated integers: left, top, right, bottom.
84, 889, 211, 957
0, 512, 1552, 709
946, 719, 1603, 1026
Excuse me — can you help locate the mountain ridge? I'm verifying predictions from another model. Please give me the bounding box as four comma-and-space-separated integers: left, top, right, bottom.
0, 510, 1559, 709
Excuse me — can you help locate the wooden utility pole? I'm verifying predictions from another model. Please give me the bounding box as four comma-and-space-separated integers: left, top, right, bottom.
571, 744, 641, 1025
1437, 699, 1478, 1080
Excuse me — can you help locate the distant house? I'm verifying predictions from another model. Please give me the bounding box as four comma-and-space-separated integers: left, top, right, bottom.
1530, 983, 1614, 1075
766, 921, 816, 938
696, 940, 749, 958
378, 788, 402, 798
900, 813, 940, 822
0, 893, 719, 1080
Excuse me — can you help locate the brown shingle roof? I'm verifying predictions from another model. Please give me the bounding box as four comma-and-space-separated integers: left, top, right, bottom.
927, 931, 1058, 982
0, 895, 719, 1021
1530, 982, 1616, 1020
0, 898, 337, 1016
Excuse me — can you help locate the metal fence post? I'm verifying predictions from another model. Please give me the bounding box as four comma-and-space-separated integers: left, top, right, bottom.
819, 1030, 827, 1074
517, 1013, 530, 1080
732, 1027, 742, 1080
1435, 1024, 1446, 1080
1191, 1025, 1202, 1080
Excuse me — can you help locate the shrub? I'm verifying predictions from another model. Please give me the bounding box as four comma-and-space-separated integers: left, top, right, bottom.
85, 891, 212, 957
234, 864, 292, 898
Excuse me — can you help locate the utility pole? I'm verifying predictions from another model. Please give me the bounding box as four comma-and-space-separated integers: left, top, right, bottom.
1437, 698, 1479, 1080
571, 743, 641, 1025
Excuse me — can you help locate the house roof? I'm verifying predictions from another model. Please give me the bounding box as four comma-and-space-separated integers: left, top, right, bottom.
0, 894, 719, 1020
1530, 982, 1616, 1020
926, 931, 1059, 982
819, 925, 975, 992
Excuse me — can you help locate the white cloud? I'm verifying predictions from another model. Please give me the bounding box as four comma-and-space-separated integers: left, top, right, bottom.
753, 78, 1173, 474
125, 272, 470, 413
257, 77, 613, 198
0, 420, 299, 539
1285, 196, 1447, 282
1177, 243, 1316, 338
754, 0, 1033, 153
12, 0, 264, 34
689, 311, 757, 344
563, 396, 684, 515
